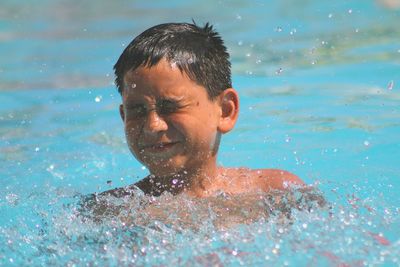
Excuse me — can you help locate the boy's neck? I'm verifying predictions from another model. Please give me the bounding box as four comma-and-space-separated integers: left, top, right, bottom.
144, 164, 221, 197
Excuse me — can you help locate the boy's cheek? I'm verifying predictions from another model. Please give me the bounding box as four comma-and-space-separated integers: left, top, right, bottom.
124, 127, 139, 146
124, 121, 141, 133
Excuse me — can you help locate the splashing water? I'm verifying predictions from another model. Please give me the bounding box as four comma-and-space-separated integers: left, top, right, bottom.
387, 80, 394, 90
95, 96, 102, 103
1, 183, 399, 266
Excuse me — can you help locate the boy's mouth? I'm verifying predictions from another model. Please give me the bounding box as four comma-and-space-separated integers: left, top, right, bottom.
139, 141, 180, 154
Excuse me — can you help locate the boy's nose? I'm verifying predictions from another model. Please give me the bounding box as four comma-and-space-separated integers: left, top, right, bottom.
143, 110, 168, 135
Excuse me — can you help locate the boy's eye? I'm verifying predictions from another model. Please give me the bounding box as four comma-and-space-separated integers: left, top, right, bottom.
126, 104, 147, 118
157, 100, 179, 115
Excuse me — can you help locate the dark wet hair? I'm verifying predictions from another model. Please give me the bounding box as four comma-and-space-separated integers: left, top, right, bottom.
113, 22, 231, 99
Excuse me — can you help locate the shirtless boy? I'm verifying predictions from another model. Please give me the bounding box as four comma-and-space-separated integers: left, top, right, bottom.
111, 22, 304, 198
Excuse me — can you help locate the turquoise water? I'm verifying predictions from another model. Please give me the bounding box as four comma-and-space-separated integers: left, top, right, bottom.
1, 0, 400, 266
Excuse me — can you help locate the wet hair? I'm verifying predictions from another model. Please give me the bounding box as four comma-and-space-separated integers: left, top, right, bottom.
113, 22, 231, 99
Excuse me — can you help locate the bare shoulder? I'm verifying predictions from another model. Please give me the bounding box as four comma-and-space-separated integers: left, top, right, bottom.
250, 168, 305, 191
218, 167, 304, 194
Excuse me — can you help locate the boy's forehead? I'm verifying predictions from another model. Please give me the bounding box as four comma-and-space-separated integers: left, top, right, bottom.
122, 68, 179, 95
123, 60, 181, 86
122, 60, 209, 99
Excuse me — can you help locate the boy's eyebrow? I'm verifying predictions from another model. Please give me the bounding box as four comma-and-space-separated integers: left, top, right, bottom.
125, 96, 186, 107
158, 95, 185, 102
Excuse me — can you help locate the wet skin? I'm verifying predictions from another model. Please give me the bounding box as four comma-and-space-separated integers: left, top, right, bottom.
119, 59, 304, 198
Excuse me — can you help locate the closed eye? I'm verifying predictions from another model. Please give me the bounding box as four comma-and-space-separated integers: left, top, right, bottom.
157, 99, 181, 115
125, 99, 184, 118
125, 104, 147, 118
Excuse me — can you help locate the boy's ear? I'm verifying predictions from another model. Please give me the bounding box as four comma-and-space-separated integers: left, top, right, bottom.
217, 88, 239, 133
119, 104, 125, 122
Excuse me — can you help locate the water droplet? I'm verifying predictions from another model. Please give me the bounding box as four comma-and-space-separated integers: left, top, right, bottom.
328, 13, 333, 18
364, 140, 370, 147
35, 147, 40, 152
95, 96, 102, 102
131, 83, 137, 89
387, 80, 394, 90
275, 68, 283, 75
238, 40, 243, 46
246, 53, 251, 57
232, 250, 238, 256
348, 9, 353, 14
302, 223, 308, 229
6, 193, 19, 205
275, 26, 283, 32
255, 59, 262, 64
285, 136, 291, 143
289, 28, 297, 35
141, 166, 146, 170
236, 14, 242, 20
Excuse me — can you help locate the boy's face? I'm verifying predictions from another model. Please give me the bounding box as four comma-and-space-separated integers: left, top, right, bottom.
120, 59, 223, 177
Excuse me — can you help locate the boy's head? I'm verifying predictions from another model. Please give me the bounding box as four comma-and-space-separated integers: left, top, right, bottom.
114, 22, 239, 178
114, 22, 231, 99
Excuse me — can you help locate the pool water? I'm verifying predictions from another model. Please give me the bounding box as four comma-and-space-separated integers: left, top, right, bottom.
1, 0, 399, 266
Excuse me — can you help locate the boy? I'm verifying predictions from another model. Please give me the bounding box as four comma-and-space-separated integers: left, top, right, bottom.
109, 22, 304, 198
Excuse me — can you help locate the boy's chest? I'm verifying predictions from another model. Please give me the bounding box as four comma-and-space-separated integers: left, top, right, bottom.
123, 193, 271, 230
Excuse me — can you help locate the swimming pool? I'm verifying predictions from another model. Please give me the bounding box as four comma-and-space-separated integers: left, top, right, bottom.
1, 0, 399, 265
